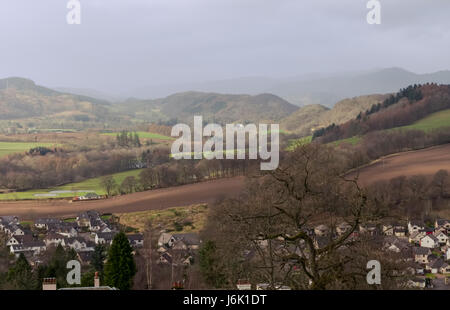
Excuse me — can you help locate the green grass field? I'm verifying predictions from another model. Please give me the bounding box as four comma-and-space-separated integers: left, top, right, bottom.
0, 141, 57, 158
333, 136, 361, 146
395, 109, 450, 132
286, 136, 312, 151
0, 169, 145, 200
102, 131, 174, 140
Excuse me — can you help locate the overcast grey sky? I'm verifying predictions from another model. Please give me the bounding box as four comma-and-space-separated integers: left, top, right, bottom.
0, 0, 449, 94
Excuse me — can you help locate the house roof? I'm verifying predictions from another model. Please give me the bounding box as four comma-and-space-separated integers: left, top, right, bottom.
435, 219, 449, 226
430, 259, 445, 269
127, 234, 144, 241
421, 234, 439, 242
22, 240, 46, 248
413, 247, 431, 255
35, 218, 61, 225
172, 233, 201, 246
77, 251, 93, 262
96, 232, 116, 240
409, 220, 425, 227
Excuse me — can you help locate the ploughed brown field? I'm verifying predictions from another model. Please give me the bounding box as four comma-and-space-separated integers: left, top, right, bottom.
1, 144, 449, 219
0, 177, 245, 220
347, 144, 450, 186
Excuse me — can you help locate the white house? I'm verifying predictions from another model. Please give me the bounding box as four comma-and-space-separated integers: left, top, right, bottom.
447, 248, 450, 261
158, 233, 175, 247
64, 237, 87, 251
382, 224, 394, 236
420, 235, 439, 249
44, 233, 66, 247
95, 232, 115, 245
127, 234, 144, 248
408, 220, 425, 235
409, 231, 426, 244
6, 236, 21, 247
435, 231, 449, 245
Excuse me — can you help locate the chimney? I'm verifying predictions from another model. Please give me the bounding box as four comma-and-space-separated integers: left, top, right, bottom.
94, 271, 100, 288
42, 278, 57, 290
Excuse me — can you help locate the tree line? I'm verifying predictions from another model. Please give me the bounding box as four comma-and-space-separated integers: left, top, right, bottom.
314, 83, 450, 142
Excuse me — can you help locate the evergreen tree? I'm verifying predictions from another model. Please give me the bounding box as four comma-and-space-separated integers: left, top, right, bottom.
133, 132, 141, 147
92, 244, 106, 273
104, 232, 136, 290
7, 253, 36, 290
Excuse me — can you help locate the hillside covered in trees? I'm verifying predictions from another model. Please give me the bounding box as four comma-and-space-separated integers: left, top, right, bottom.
313, 84, 450, 143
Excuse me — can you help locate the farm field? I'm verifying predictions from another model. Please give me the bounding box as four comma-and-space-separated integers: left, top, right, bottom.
101, 131, 174, 141
117, 204, 208, 233
0, 176, 245, 219
346, 143, 450, 186
395, 109, 450, 132
0, 169, 145, 200
0, 141, 57, 158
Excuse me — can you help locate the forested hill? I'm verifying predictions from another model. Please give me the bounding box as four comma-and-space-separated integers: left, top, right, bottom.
115, 91, 299, 124
313, 84, 450, 143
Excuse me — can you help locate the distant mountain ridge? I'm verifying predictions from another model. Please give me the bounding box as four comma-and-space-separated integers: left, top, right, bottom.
124, 68, 450, 107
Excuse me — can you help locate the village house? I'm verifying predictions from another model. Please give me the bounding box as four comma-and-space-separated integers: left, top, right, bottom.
408, 220, 425, 235
428, 258, 446, 274
157, 252, 172, 265
44, 233, 66, 247
413, 247, 432, 264
420, 235, 440, 249
384, 236, 411, 253
49, 223, 78, 238
0, 216, 19, 231
336, 222, 352, 236
409, 231, 426, 245
435, 219, 450, 230
382, 224, 394, 236
158, 232, 176, 247
95, 232, 116, 245
314, 224, 329, 237
6, 234, 34, 247
35, 218, 62, 230
10, 240, 46, 257
77, 251, 94, 265
3, 223, 26, 237
435, 231, 449, 246
359, 224, 379, 236
127, 234, 144, 248
394, 227, 407, 238
64, 237, 88, 251
172, 233, 201, 250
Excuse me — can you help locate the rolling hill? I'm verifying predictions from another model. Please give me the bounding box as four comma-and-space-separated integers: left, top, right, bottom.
281, 94, 390, 136
116, 91, 299, 124
314, 84, 450, 143
0, 77, 114, 125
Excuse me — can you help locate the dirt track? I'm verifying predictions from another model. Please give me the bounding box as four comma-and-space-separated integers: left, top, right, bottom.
0, 177, 246, 219
348, 144, 450, 186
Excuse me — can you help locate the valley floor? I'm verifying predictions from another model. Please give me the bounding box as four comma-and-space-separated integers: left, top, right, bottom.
0, 177, 245, 219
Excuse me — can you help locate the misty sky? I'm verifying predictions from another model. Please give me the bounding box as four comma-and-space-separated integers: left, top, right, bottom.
1, 0, 449, 94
